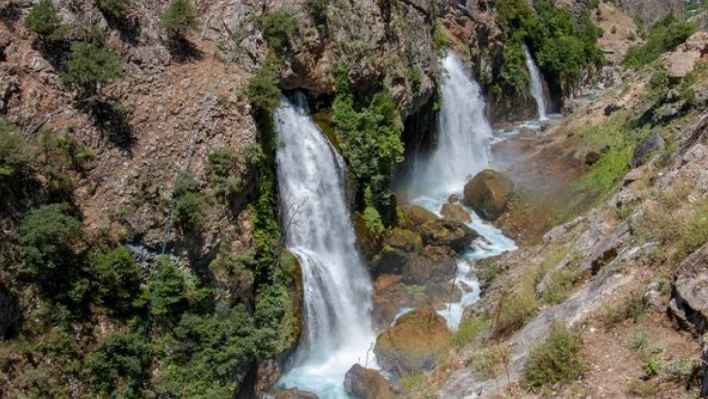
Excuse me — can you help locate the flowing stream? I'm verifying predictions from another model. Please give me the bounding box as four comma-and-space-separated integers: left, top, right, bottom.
523, 43, 548, 121
410, 53, 517, 330
275, 94, 376, 398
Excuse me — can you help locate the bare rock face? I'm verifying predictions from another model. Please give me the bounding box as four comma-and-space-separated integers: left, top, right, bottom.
374, 304, 452, 378
463, 169, 514, 221
663, 32, 708, 82
670, 242, 708, 334
344, 364, 396, 399
419, 217, 478, 251
274, 388, 320, 399
617, 0, 684, 28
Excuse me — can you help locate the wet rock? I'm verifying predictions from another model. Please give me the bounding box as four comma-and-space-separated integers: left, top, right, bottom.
463, 169, 514, 221
441, 202, 471, 223
403, 205, 439, 231
419, 218, 478, 251
669, 242, 708, 334
630, 130, 665, 168
374, 304, 452, 378
274, 388, 320, 399
344, 364, 396, 399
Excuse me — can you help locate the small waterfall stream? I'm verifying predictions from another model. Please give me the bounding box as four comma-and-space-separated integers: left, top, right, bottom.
410, 53, 517, 330
523, 44, 548, 121
275, 94, 376, 398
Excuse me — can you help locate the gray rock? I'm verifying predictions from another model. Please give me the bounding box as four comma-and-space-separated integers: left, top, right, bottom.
630, 130, 665, 168
669, 242, 708, 334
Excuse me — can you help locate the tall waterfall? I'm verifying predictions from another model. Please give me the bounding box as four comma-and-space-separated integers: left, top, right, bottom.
415, 52, 492, 195
275, 93, 376, 398
523, 44, 548, 121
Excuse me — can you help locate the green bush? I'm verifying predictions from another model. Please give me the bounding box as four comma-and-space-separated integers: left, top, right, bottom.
95, 0, 132, 19
305, 0, 328, 33
0, 119, 34, 183
524, 322, 585, 389
18, 203, 84, 278
257, 9, 298, 54
87, 330, 150, 397
332, 65, 403, 223
160, 0, 199, 39
23, 0, 67, 41
246, 53, 282, 115
63, 39, 125, 96
90, 247, 143, 315
453, 316, 489, 347
173, 192, 206, 228
207, 147, 244, 200
433, 19, 450, 54
625, 14, 697, 67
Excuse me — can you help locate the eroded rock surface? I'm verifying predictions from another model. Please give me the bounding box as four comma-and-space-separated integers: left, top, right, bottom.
463, 169, 514, 221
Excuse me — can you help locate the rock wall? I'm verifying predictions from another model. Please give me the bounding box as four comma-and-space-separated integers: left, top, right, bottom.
617, 0, 684, 27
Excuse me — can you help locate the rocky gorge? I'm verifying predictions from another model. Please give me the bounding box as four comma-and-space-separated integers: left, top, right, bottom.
1, 0, 708, 398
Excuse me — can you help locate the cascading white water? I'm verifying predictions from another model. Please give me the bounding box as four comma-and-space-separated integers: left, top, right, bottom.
414, 53, 493, 196
523, 43, 548, 121
274, 93, 376, 398
409, 52, 517, 330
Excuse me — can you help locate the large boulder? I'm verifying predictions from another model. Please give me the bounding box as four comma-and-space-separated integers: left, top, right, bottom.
344, 364, 396, 399
463, 169, 514, 221
374, 304, 452, 377
663, 32, 708, 81
630, 130, 665, 168
441, 195, 472, 223
670, 242, 708, 334
419, 218, 478, 251
402, 205, 438, 231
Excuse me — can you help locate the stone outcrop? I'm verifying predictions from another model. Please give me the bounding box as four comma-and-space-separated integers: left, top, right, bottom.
617, 0, 684, 28
419, 217, 478, 251
463, 169, 514, 221
343, 364, 396, 399
374, 304, 452, 378
663, 32, 708, 82
669, 242, 708, 334
441, 194, 472, 223
630, 130, 665, 168
274, 388, 320, 399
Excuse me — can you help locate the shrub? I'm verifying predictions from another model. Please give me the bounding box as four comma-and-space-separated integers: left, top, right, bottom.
453, 316, 489, 347
246, 53, 282, 115
160, 0, 198, 39
625, 14, 697, 67
207, 147, 244, 200
87, 330, 150, 396
63, 39, 125, 96
600, 292, 648, 326
257, 9, 298, 54
173, 170, 199, 198
95, 0, 132, 19
363, 206, 385, 237
90, 247, 142, 315
465, 347, 508, 379
18, 203, 84, 278
494, 286, 537, 336
173, 192, 206, 228
524, 322, 585, 389
304, 0, 328, 33
23, 0, 67, 41
433, 19, 450, 54
0, 119, 34, 183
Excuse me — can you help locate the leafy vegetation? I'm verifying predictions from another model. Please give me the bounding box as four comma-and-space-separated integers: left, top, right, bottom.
95, 0, 133, 19
171, 171, 207, 229
160, 0, 199, 39
625, 14, 697, 67
305, 0, 329, 34
63, 32, 125, 97
246, 53, 282, 116
494, 0, 604, 95
524, 322, 585, 389
257, 9, 298, 55
332, 64, 404, 224
23, 0, 68, 42
207, 147, 245, 201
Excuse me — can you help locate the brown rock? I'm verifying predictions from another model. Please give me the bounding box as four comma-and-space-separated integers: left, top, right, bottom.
373, 304, 452, 377
419, 218, 478, 251
403, 205, 438, 231
463, 169, 514, 221
344, 364, 396, 399
274, 388, 319, 399
441, 202, 471, 223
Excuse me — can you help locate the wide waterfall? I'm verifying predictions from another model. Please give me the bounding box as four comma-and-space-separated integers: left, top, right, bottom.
523, 43, 548, 121
414, 52, 493, 195
410, 52, 517, 330
274, 94, 376, 398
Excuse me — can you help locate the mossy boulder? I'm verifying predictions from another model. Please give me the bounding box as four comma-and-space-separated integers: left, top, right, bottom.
441, 202, 471, 223
373, 304, 452, 378
344, 364, 396, 399
419, 218, 478, 251
402, 204, 438, 231
463, 169, 514, 221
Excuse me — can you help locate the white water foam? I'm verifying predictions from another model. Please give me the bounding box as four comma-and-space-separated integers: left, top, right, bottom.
275, 94, 377, 398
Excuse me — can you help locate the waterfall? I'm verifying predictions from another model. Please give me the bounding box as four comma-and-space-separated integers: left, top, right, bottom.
523, 44, 548, 121
408, 53, 517, 330
414, 52, 492, 195
275, 93, 376, 398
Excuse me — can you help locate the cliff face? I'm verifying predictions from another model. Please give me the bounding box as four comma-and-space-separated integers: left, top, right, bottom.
618, 0, 684, 27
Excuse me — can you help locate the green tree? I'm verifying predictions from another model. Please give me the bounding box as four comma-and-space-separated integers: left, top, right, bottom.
171, 171, 206, 229
0, 119, 34, 183
95, 0, 132, 19
87, 330, 151, 397
160, 0, 199, 39
63, 39, 125, 96
90, 247, 142, 315
246, 53, 282, 115
23, 0, 67, 42
257, 9, 298, 54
